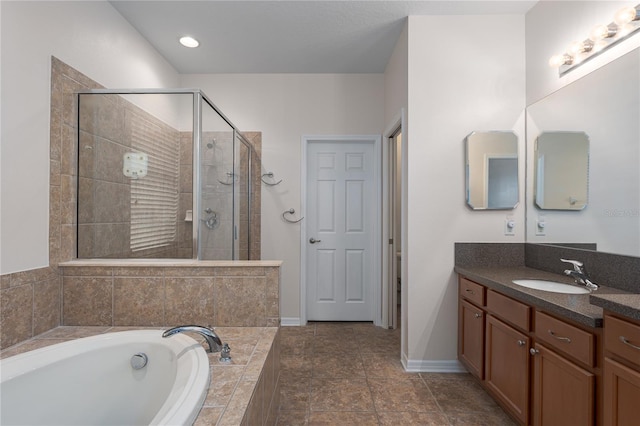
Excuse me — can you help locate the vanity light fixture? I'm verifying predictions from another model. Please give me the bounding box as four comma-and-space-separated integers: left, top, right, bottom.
549, 3, 640, 76
179, 36, 199, 48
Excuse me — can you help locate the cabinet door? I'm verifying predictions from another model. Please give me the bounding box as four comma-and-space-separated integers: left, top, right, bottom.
532, 343, 594, 426
485, 314, 530, 424
459, 299, 485, 379
604, 358, 640, 426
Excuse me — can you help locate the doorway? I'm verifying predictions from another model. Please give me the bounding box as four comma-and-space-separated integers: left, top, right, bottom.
301, 135, 381, 323
387, 129, 402, 329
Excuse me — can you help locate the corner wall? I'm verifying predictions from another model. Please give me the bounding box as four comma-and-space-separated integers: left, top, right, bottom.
405, 15, 525, 368
0, 1, 179, 274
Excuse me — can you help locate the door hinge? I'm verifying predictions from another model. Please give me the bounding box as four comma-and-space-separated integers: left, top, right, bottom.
389, 239, 393, 245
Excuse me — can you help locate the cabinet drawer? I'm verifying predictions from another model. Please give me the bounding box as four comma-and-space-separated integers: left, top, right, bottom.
535, 311, 594, 367
487, 290, 530, 331
459, 277, 485, 306
605, 314, 640, 368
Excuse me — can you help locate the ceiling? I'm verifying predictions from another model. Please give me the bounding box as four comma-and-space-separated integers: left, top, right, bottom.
110, 1, 537, 74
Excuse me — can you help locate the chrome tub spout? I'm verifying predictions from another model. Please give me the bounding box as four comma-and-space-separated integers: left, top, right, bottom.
162, 325, 223, 353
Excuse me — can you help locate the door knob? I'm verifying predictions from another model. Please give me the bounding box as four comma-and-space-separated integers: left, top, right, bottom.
309, 238, 322, 244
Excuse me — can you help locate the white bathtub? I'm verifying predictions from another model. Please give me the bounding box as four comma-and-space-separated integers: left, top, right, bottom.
0, 330, 210, 426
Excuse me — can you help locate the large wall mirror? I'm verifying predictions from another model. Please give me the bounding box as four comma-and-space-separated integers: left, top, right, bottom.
465, 131, 519, 210
526, 47, 640, 257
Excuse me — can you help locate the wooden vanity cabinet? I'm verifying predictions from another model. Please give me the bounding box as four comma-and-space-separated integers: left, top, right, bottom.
531, 311, 596, 426
459, 299, 485, 379
458, 275, 600, 426
458, 277, 486, 379
485, 313, 530, 424
603, 313, 640, 426
531, 342, 594, 426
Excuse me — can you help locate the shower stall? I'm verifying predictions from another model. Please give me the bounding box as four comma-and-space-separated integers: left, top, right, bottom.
76, 89, 257, 260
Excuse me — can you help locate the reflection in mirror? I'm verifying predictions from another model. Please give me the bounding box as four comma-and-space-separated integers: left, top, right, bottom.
534, 132, 589, 210
526, 47, 640, 257
465, 131, 518, 210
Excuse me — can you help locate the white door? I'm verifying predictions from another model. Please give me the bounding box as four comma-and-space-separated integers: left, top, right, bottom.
305, 138, 377, 321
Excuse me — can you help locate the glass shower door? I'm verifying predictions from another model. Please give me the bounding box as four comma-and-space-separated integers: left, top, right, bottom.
199, 99, 235, 260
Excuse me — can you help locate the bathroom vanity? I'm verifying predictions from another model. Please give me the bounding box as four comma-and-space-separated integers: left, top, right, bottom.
455, 265, 638, 426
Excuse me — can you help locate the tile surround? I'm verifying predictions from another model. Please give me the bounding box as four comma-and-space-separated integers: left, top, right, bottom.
60, 262, 281, 328
0, 57, 269, 350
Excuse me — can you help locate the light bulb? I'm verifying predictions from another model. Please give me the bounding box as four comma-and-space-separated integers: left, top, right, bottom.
568, 41, 583, 56
614, 6, 639, 26
590, 23, 617, 40
549, 54, 572, 68
179, 36, 199, 48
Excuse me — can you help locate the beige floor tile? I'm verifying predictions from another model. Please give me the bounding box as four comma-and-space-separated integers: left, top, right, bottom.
193, 407, 224, 426
425, 374, 501, 415
446, 411, 517, 425
279, 376, 311, 411
368, 377, 440, 413
311, 352, 366, 378
308, 411, 379, 425
310, 378, 374, 412
378, 411, 451, 425
276, 410, 309, 426
361, 352, 419, 379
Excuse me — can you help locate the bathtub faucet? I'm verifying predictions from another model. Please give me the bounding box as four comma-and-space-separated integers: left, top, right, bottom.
162, 325, 224, 353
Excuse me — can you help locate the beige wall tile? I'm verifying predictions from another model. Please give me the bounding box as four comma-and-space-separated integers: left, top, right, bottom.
33, 277, 62, 336
113, 277, 164, 326
214, 267, 265, 277
165, 277, 215, 326
215, 277, 266, 326
63, 276, 113, 326
0, 285, 34, 349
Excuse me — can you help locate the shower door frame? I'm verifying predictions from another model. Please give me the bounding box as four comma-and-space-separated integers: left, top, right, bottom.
77, 88, 253, 260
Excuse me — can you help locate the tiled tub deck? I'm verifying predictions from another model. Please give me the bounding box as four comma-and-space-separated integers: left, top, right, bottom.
0, 326, 280, 425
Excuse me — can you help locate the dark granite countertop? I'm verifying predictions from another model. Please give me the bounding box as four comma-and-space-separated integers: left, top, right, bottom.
589, 294, 640, 321
454, 265, 631, 328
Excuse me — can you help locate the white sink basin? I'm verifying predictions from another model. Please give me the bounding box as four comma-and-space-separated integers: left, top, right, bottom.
512, 279, 591, 294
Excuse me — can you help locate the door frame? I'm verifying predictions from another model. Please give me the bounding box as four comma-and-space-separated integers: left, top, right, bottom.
381, 111, 405, 329
300, 134, 382, 326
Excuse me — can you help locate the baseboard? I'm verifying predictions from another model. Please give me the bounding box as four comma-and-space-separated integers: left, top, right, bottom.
280, 317, 302, 326
404, 358, 467, 373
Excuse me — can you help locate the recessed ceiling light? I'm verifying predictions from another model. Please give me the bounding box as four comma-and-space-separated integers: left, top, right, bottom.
179, 36, 199, 48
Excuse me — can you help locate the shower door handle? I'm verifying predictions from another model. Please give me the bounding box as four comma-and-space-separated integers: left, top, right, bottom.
309, 238, 322, 244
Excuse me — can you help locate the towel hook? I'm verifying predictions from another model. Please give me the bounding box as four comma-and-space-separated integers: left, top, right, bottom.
261, 172, 282, 186
282, 208, 304, 223
218, 172, 237, 186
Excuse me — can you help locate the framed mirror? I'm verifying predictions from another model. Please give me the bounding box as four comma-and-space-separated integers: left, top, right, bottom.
465, 131, 518, 210
534, 131, 589, 210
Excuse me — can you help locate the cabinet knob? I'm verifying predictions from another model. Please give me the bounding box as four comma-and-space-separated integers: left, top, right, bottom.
474, 313, 482, 319
517, 340, 526, 347
530, 348, 540, 355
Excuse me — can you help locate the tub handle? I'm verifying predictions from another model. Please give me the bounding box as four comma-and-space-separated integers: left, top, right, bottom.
219, 343, 232, 362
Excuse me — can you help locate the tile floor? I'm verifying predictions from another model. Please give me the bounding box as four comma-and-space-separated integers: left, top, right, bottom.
277, 321, 516, 425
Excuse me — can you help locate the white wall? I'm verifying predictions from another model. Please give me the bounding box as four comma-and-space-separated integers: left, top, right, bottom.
405, 15, 525, 367
180, 73, 385, 321
383, 24, 409, 355
0, 1, 180, 274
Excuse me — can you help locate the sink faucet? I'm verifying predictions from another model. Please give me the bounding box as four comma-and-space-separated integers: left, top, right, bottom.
560, 259, 598, 290
162, 325, 224, 352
